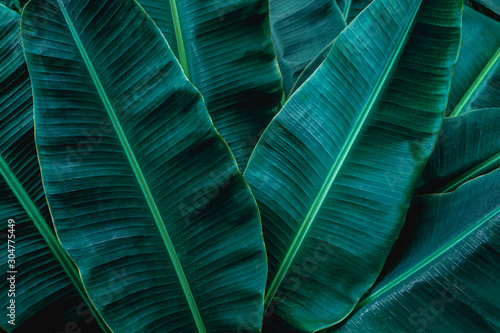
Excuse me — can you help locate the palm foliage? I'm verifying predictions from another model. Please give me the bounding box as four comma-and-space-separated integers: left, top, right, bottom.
0, 0, 498, 332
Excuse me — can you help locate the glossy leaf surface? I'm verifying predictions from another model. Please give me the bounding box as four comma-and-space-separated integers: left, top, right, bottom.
244, 0, 462, 330
335, 168, 500, 332
269, 0, 346, 97
447, 6, 500, 116
0, 5, 106, 332
22, 0, 267, 332
417, 108, 500, 194
339, 0, 373, 23
139, 0, 282, 170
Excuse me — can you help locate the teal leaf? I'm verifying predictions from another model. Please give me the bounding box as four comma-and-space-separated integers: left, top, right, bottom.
417, 108, 500, 194
335, 168, 500, 332
447, 6, 500, 116
244, 0, 462, 330
0, 4, 108, 332
138, 0, 283, 170
269, 0, 346, 96
21, 0, 267, 332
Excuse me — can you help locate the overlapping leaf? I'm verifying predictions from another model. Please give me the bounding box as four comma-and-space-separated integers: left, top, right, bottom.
417, 108, 500, 194
335, 168, 500, 332
337, 0, 373, 23
245, 0, 462, 330
139, 0, 282, 170
447, 6, 500, 116
0, 5, 107, 332
22, 0, 267, 332
268, 0, 346, 96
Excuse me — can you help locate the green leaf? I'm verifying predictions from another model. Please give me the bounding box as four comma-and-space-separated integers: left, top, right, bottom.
289, 39, 335, 96
335, 168, 500, 332
447, 6, 500, 116
244, 0, 462, 330
0, 5, 108, 332
417, 108, 500, 194
138, 0, 282, 171
21, 0, 267, 332
336, 1, 373, 23
269, 0, 346, 96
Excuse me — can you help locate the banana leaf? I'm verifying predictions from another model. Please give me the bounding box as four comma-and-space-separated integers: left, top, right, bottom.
0, 0, 24, 12
138, 0, 282, 171
334, 168, 500, 332
417, 108, 500, 194
467, 0, 500, 19
337, 0, 373, 23
0, 5, 108, 332
268, 0, 346, 97
447, 6, 500, 116
244, 0, 462, 330
21, 0, 267, 332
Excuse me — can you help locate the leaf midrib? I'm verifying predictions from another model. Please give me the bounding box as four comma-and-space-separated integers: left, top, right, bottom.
0, 156, 110, 333
263, 1, 423, 311
356, 205, 500, 310
55, 1, 205, 332
168, 0, 189, 78
450, 46, 500, 117
343, 0, 353, 20
437, 151, 500, 193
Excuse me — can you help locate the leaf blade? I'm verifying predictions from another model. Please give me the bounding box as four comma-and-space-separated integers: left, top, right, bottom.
245, 0, 462, 330
22, 0, 267, 331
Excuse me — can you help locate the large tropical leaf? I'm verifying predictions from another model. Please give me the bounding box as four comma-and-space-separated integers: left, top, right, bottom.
337, 0, 373, 23
244, 0, 462, 330
334, 168, 500, 332
417, 108, 500, 194
447, 6, 500, 116
138, 0, 282, 171
0, 0, 26, 12
268, 0, 346, 97
21, 0, 267, 332
0, 5, 108, 332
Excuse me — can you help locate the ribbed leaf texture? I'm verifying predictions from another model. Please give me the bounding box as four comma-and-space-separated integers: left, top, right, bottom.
446, 6, 500, 116
417, 108, 500, 194
335, 168, 500, 332
0, 5, 105, 332
21, 0, 267, 332
245, 0, 462, 331
268, 0, 346, 96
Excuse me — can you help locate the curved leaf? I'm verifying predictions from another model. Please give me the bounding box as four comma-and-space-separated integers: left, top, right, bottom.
336, 1, 373, 23
0, 5, 107, 332
21, 0, 267, 332
244, 0, 462, 330
475, 0, 500, 15
417, 108, 500, 194
345, 0, 373, 23
139, 0, 282, 170
269, 0, 346, 97
289, 39, 334, 96
447, 6, 500, 116
467, 0, 500, 19
335, 168, 500, 332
